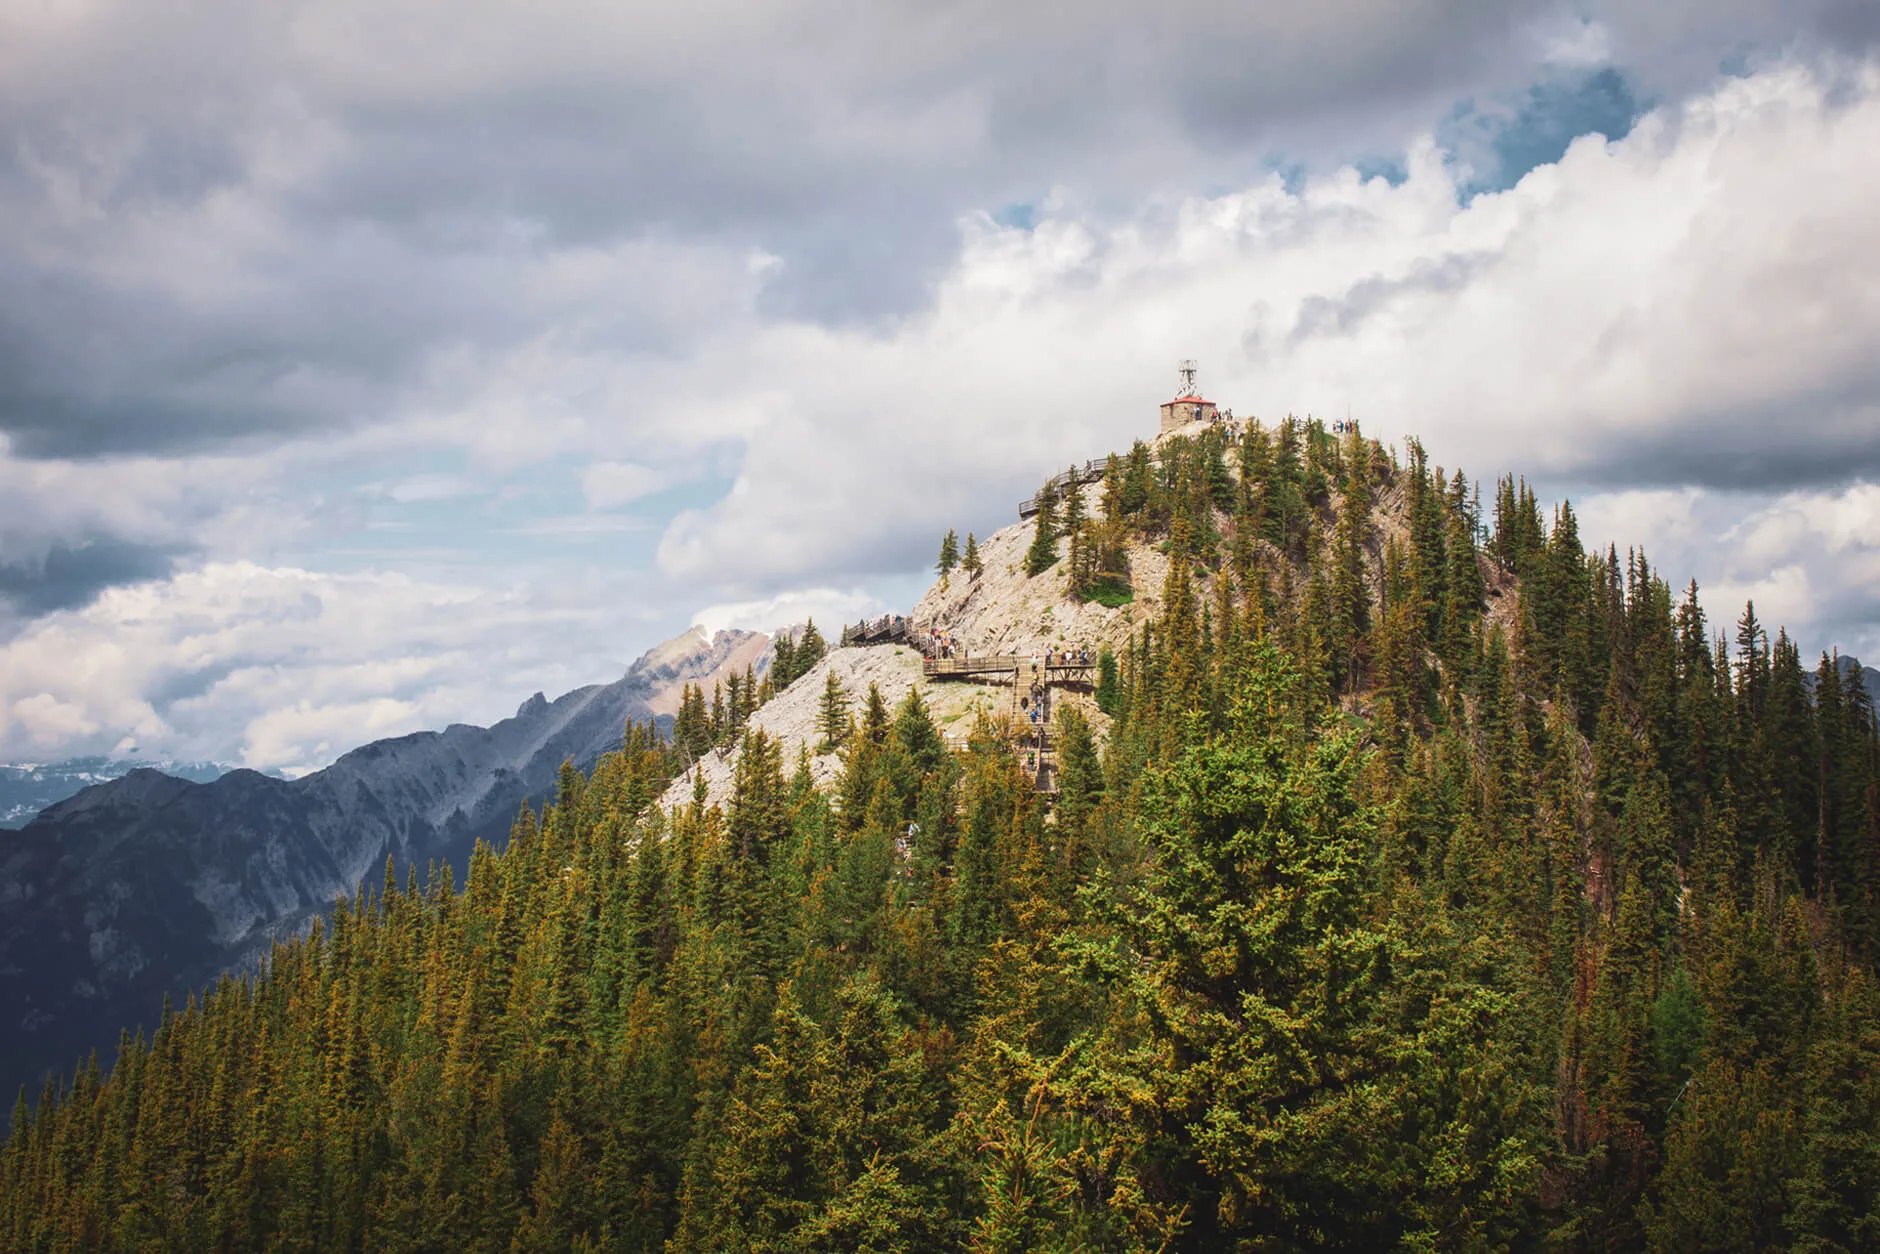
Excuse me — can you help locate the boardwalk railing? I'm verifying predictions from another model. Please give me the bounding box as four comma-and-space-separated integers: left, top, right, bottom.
923, 657, 1096, 682
1018, 458, 1109, 520
922, 656, 1021, 679
842, 616, 912, 646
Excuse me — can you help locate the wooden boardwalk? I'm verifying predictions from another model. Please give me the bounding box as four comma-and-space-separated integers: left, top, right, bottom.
917, 653, 1077, 795
864, 636, 1097, 797
1042, 662, 1095, 686
1018, 458, 1108, 520
921, 656, 1019, 678
842, 616, 912, 646
922, 657, 1094, 684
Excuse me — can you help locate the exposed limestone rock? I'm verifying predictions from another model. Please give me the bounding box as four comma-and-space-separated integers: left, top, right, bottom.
657, 643, 1013, 812
913, 483, 1156, 659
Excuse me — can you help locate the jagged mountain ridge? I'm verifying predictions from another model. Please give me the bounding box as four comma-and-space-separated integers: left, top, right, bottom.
0, 626, 769, 1098
0, 758, 240, 830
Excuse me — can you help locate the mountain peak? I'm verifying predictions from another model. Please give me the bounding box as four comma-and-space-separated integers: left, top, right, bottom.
629, 625, 773, 715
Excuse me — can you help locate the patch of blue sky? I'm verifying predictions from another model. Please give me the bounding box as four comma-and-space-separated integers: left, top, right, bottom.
1353, 155, 1409, 187
305, 453, 735, 578
1440, 66, 1647, 199
1261, 156, 1309, 196
993, 202, 1037, 231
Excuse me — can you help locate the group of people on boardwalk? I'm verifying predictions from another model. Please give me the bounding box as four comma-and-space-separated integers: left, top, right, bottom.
923, 627, 967, 660
1042, 644, 1093, 668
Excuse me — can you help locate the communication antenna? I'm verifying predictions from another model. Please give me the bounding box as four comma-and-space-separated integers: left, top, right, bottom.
1177, 359, 1199, 398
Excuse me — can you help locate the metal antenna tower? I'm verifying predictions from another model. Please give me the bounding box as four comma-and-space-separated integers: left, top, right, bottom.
1177, 359, 1198, 398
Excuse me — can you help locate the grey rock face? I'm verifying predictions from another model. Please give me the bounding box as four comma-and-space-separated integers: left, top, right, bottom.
0, 627, 767, 1098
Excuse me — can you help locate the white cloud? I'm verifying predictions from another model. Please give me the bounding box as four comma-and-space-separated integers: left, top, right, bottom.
692, 587, 883, 637
0, 562, 658, 772
386, 474, 476, 503
8, 693, 104, 745
496, 514, 649, 537
1573, 488, 1708, 562
580, 461, 666, 509
241, 697, 425, 777
1540, 18, 1614, 68
653, 61, 1880, 606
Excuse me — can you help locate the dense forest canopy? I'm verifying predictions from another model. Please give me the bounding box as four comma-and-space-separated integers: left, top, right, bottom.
5, 420, 1878, 1251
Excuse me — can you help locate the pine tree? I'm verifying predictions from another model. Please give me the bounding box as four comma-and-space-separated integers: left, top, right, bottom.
817, 670, 852, 754
1062, 472, 1092, 596
1060, 470, 1086, 536
962, 532, 982, 580
1328, 423, 1372, 692
772, 630, 798, 690
937, 529, 960, 584
796, 619, 827, 676
1094, 648, 1120, 716
860, 682, 891, 746
1024, 481, 1059, 577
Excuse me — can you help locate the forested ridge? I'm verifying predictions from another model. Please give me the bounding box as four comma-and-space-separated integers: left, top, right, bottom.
5, 421, 1878, 1251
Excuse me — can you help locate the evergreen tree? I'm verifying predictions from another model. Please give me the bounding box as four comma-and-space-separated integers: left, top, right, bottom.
796, 619, 827, 675
817, 670, 852, 754
1094, 648, 1120, 716
773, 631, 799, 690
861, 683, 891, 746
1025, 482, 1060, 578
937, 529, 960, 584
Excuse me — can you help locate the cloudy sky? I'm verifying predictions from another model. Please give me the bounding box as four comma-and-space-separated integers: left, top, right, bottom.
1, 0, 1878, 772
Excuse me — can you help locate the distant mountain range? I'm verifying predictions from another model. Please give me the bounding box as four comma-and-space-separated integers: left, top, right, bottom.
0, 758, 252, 830
1801, 653, 1880, 700
0, 626, 768, 1098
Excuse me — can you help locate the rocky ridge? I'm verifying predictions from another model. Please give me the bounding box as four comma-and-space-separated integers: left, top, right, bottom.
660, 480, 1158, 812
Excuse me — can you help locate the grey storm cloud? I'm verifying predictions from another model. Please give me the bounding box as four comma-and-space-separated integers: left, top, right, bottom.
0, 535, 187, 617
1289, 253, 1491, 344
1571, 394, 1880, 494
0, 0, 1871, 463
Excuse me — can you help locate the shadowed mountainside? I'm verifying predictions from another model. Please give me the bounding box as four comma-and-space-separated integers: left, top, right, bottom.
0, 626, 768, 1097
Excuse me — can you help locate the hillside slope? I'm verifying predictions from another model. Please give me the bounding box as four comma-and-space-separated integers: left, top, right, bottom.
658, 488, 1146, 813
663, 454, 1515, 811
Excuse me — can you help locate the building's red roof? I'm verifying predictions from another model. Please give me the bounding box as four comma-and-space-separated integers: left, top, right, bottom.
1163, 395, 1215, 405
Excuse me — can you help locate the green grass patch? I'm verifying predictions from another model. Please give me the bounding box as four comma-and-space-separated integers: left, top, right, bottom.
1086, 578, 1134, 607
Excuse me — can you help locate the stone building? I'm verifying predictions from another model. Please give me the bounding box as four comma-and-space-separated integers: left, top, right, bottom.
1158, 393, 1219, 434
1158, 359, 1219, 434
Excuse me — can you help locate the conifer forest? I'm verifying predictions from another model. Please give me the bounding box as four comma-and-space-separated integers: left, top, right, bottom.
6, 421, 1879, 1252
